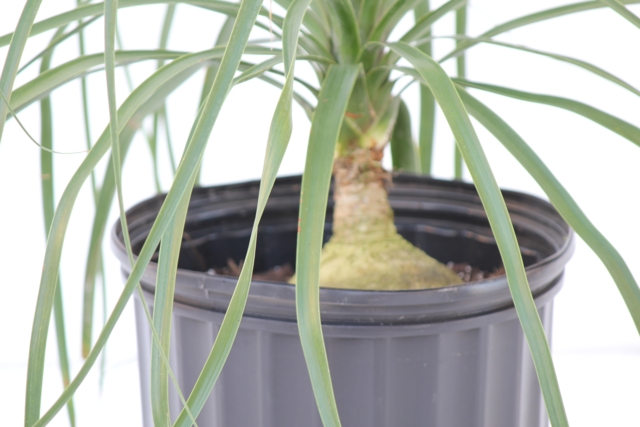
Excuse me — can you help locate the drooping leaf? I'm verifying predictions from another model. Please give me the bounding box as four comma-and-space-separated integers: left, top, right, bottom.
295, 64, 359, 427
18, 16, 100, 75
453, 3, 467, 179
457, 86, 640, 337
596, 0, 640, 29
436, 36, 640, 98
27, 42, 255, 427
454, 78, 640, 148
414, 2, 435, 174
368, 0, 421, 42
38, 27, 76, 427
325, 0, 361, 63
440, 0, 640, 62
388, 41, 568, 427
0, 0, 43, 145
10, 50, 190, 113
0, 0, 287, 49
172, 1, 314, 424
400, 0, 466, 44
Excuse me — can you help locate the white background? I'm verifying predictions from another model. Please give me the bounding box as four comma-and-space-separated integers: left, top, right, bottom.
1, 1, 639, 426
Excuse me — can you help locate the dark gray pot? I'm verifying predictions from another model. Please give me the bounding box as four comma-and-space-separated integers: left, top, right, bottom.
112, 174, 574, 427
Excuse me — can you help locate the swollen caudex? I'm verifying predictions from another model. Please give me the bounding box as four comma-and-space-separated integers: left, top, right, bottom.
293, 148, 462, 290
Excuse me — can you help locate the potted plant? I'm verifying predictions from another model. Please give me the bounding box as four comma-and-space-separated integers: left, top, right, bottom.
2, 1, 639, 426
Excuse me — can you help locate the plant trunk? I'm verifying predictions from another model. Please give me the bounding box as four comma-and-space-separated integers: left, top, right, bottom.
318, 148, 462, 290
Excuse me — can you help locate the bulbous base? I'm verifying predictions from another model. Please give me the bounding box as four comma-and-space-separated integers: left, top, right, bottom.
290, 148, 462, 290
318, 234, 462, 290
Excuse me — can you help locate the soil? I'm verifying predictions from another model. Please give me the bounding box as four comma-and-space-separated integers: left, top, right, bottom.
207, 259, 295, 283
208, 259, 505, 284
445, 262, 505, 283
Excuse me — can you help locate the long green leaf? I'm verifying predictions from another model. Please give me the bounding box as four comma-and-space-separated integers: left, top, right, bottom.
388, 41, 568, 427
457, 86, 640, 336
453, 3, 466, 179
172, 1, 313, 424
100, 23, 183, 421
0, 0, 286, 49
0, 0, 43, 145
296, 64, 358, 427
440, 0, 640, 62
326, 0, 361, 63
153, 91, 209, 427
199, 9, 235, 102
300, 5, 329, 41
151, 247, 180, 426
149, 99, 210, 427
148, 9, 179, 425
400, 0, 466, 43
38, 27, 76, 427
354, 0, 376, 41
25, 46, 238, 427
10, 50, 187, 113
454, 78, 640, 148
435, 36, 640, 98
80, 56, 285, 341
87, 73, 204, 427
115, 23, 164, 193
153, 3, 178, 175
104, 0, 130, 268
31, 0, 262, 424
360, 0, 423, 70
195, 8, 235, 185
77, 0, 107, 361
600, 0, 640, 29
80, 81, 192, 359
232, 56, 283, 84
76, 0, 107, 372
18, 17, 100, 75
256, 73, 315, 117
368, 0, 421, 42
151, 190, 192, 427
372, 0, 465, 89
414, 2, 435, 174
101, 17, 189, 425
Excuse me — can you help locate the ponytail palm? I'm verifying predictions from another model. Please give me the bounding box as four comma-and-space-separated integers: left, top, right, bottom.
3, 1, 640, 427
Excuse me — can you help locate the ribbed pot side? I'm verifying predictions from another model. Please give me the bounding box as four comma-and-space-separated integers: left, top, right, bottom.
112, 174, 574, 427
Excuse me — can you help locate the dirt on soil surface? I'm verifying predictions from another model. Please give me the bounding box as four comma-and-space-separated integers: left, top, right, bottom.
208, 259, 295, 282
209, 259, 505, 284
445, 262, 505, 283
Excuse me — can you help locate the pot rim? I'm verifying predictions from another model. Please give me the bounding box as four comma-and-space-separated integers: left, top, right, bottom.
111, 174, 574, 325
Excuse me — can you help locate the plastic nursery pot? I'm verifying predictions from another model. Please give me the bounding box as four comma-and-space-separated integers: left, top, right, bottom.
111, 174, 574, 427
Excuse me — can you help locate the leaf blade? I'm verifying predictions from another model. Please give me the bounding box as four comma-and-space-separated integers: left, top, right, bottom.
38, 26, 77, 427
26, 45, 236, 427
454, 77, 640, 148
439, 36, 640, 98
388, 41, 568, 427
172, 1, 314, 423
440, 0, 640, 61
414, 2, 436, 174
0, 0, 43, 146
600, 0, 640, 29
325, 0, 361, 63
457, 86, 640, 336
295, 64, 359, 427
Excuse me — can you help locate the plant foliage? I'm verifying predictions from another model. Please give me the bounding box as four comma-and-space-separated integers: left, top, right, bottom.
1, 1, 639, 426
